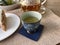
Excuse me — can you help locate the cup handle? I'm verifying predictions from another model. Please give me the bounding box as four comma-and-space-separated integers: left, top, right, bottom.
41, 0, 47, 5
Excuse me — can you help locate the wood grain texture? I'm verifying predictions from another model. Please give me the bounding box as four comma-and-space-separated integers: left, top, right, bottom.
0, 9, 60, 45
47, 0, 60, 17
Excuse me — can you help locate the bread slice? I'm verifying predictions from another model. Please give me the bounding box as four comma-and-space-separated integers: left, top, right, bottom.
0, 9, 6, 31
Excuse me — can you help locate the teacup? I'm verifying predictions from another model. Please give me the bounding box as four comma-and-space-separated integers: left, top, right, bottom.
21, 11, 42, 34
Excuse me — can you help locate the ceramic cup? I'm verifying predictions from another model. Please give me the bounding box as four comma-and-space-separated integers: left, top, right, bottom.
21, 11, 42, 34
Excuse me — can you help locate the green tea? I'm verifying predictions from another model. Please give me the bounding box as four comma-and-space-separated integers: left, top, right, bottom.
23, 16, 39, 23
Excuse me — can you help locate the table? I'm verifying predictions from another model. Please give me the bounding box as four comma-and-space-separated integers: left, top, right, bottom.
47, 0, 60, 17
0, 9, 60, 45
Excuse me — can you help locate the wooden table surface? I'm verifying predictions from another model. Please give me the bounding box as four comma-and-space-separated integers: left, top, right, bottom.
0, 9, 60, 45
47, 0, 60, 17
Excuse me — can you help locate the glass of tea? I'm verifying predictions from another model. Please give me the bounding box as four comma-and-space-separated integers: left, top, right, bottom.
20, 0, 46, 14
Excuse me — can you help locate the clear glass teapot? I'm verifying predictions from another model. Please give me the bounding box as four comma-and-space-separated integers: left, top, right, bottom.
20, 0, 46, 14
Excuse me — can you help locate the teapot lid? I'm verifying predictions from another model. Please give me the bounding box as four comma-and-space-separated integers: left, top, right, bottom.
20, 0, 40, 6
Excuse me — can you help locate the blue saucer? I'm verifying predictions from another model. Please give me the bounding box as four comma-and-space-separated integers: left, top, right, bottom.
18, 25, 44, 41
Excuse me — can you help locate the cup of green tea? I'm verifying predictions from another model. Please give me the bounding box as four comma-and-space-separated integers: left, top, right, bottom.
21, 11, 42, 34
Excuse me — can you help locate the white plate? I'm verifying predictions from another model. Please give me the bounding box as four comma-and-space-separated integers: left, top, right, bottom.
0, 13, 20, 41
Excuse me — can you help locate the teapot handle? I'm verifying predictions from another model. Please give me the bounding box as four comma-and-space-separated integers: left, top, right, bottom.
41, 0, 47, 5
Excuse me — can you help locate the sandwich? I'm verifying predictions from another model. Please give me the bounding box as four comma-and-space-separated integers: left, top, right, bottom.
0, 9, 6, 31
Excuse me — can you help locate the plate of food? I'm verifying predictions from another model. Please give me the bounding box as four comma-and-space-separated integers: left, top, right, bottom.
0, 9, 20, 41
0, 0, 20, 11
